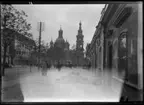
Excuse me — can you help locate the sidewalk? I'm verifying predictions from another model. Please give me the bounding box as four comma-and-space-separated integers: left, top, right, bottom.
2, 82, 24, 102
112, 76, 143, 101
1, 66, 34, 102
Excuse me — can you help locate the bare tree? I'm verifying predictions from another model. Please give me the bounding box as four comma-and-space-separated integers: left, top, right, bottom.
1, 4, 32, 76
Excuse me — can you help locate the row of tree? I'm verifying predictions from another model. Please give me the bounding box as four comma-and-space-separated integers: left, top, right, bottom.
1, 4, 33, 76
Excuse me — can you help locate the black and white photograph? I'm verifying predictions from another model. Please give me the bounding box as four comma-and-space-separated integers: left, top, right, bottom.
1, 2, 143, 103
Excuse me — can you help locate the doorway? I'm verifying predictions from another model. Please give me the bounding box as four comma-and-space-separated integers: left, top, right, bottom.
108, 44, 113, 69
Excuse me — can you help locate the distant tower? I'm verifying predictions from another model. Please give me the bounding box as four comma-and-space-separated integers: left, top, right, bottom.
76, 21, 84, 66
50, 38, 54, 48
59, 25, 63, 38
76, 21, 84, 52
65, 40, 70, 50
64, 40, 70, 62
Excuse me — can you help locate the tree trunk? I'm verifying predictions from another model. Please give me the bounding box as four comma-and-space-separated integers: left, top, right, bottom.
2, 44, 7, 76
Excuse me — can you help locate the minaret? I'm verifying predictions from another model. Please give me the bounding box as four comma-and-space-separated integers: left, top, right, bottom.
58, 25, 63, 38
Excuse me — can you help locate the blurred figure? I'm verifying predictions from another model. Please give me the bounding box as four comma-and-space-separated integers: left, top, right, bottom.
57, 60, 62, 71
87, 62, 91, 70
41, 61, 47, 76
30, 63, 32, 72
47, 62, 51, 70
37, 63, 41, 71
69, 62, 72, 68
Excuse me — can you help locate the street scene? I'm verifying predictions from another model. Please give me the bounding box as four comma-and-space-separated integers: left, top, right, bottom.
1, 3, 143, 102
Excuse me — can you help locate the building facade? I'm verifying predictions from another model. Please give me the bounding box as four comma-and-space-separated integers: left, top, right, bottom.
86, 3, 143, 91
13, 32, 36, 65
103, 4, 143, 90
49, 26, 72, 65
1, 28, 36, 66
48, 22, 85, 67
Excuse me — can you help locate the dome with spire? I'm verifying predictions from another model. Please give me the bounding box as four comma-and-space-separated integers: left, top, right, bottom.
65, 40, 69, 45
50, 38, 53, 44
55, 25, 65, 48
78, 21, 83, 35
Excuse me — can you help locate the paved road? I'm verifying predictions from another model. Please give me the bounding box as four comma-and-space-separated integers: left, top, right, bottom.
17, 67, 119, 102
3, 66, 141, 102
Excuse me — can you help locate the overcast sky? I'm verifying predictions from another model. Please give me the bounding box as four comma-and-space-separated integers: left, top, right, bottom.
13, 4, 105, 50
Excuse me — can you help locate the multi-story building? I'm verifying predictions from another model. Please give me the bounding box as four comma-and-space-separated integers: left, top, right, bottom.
85, 5, 106, 70
87, 3, 142, 100
102, 3, 143, 90
1, 28, 36, 66
13, 32, 36, 65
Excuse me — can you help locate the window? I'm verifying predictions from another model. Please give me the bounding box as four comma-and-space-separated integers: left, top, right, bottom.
131, 39, 136, 55
131, 40, 134, 55
119, 32, 127, 49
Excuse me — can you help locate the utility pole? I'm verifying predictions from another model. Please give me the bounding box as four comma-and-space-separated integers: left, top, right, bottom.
38, 22, 42, 70
37, 21, 44, 70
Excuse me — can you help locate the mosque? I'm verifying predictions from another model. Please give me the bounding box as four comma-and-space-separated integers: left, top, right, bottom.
48, 21, 85, 66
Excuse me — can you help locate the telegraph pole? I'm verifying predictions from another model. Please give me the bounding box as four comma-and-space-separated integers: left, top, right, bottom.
37, 21, 44, 70
38, 22, 42, 70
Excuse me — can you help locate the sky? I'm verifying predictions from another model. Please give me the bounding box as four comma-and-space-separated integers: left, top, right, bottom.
13, 4, 105, 50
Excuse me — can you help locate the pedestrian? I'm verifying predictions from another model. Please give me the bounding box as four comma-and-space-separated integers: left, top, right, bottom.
57, 61, 61, 71
47, 62, 51, 70
41, 61, 47, 76
30, 63, 32, 72
87, 62, 91, 70
69, 62, 72, 68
